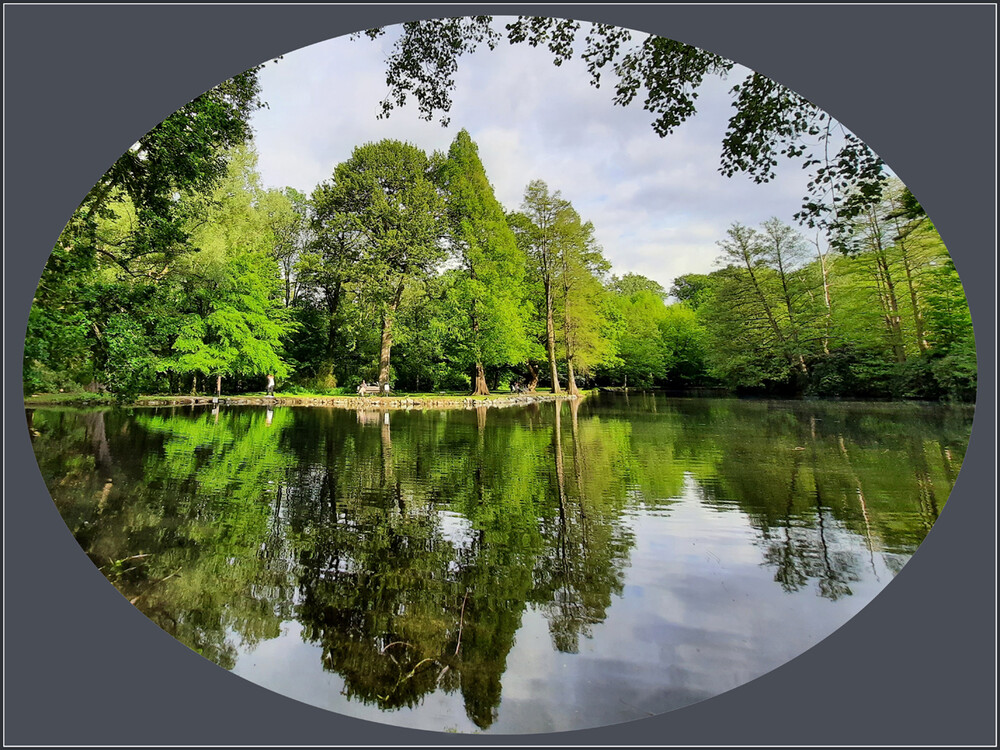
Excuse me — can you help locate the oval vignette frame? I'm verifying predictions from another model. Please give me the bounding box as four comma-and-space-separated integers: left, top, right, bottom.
5, 4, 995, 747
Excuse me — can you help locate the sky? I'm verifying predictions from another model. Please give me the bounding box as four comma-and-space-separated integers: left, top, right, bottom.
249, 20, 818, 295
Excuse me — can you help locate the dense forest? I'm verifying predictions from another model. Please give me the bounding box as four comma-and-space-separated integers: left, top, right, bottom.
23, 56, 976, 404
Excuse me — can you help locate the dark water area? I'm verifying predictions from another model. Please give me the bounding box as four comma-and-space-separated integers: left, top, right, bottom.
26, 393, 974, 733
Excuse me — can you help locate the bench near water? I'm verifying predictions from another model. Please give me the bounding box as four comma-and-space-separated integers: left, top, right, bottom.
358, 384, 389, 396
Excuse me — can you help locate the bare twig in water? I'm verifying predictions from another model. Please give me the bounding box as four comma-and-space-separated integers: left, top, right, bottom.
402, 657, 436, 682
619, 697, 656, 717
380, 640, 413, 654
455, 588, 470, 656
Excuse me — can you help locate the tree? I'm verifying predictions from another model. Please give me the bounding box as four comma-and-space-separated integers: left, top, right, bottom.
553, 205, 614, 394
264, 187, 311, 308
301, 182, 364, 384
715, 222, 807, 376
313, 140, 447, 387
658, 303, 710, 386
605, 288, 667, 388
669, 273, 712, 310
170, 146, 295, 395
171, 250, 292, 394
840, 194, 909, 364
610, 273, 667, 299
76, 68, 266, 272
356, 17, 887, 237
760, 217, 817, 375
511, 180, 569, 393
25, 69, 267, 397
438, 130, 531, 395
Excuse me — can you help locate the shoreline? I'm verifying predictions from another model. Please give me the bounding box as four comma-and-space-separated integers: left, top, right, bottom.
23, 391, 586, 411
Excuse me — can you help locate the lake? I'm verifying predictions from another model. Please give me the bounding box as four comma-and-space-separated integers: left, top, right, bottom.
26, 393, 973, 734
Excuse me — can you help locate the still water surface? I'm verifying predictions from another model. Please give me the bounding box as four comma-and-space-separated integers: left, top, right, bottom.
28, 394, 972, 733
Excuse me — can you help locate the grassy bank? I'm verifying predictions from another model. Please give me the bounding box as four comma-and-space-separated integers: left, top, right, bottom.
24, 389, 589, 411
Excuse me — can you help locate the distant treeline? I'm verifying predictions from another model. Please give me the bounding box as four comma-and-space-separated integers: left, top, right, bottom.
24, 73, 975, 403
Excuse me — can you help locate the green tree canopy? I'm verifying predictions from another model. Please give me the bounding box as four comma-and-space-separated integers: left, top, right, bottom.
313, 140, 447, 386
356, 17, 887, 237
438, 129, 532, 394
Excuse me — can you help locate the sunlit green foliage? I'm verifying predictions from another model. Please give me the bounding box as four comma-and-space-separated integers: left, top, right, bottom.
438, 130, 532, 394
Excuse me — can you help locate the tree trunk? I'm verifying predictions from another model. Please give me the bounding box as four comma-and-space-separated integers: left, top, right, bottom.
774, 253, 809, 376
899, 244, 930, 353
471, 361, 490, 396
742, 256, 799, 373
812, 233, 833, 355
379, 281, 405, 387
378, 320, 393, 387
565, 356, 580, 396
470, 302, 490, 396
875, 253, 907, 363
890, 205, 930, 353
544, 277, 561, 393
216, 374, 222, 396
326, 280, 343, 361
526, 362, 539, 392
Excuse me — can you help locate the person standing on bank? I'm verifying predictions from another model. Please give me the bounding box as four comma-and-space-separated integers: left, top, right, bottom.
266, 373, 275, 398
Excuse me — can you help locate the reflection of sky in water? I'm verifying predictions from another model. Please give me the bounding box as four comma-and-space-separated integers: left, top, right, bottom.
31, 396, 972, 734
232, 621, 481, 733
231, 483, 889, 733
437, 511, 475, 551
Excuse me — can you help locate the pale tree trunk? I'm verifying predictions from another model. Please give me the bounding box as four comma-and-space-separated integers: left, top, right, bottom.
889, 203, 930, 353
562, 275, 580, 396
901, 252, 929, 353
874, 252, 906, 363
772, 248, 809, 376
216, 375, 222, 397
560, 239, 581, 395
741, 252, 799, 372
865, 207, 906, 363
565, 356, 580, 396
811, 233, 833, 355
544, 276, 561, 393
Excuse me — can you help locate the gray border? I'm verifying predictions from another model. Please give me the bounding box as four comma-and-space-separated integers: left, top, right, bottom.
4, 4, 995, 746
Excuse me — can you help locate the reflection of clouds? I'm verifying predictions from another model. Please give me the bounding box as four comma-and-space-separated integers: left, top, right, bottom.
488, 490, 886, 729
437, 510, 475, 552
36, 397, 956, 733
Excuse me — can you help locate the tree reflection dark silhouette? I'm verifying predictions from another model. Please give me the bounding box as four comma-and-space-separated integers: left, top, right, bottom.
27, 394, 972, 728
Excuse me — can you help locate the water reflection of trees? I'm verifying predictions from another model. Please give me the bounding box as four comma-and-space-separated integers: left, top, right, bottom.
280, 403, 636, 728
668, 397, 971, 598
31, 407, 300, 669
27, 396, 971, 728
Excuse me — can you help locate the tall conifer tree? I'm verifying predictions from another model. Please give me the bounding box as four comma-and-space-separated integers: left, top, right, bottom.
440, 130, 530, 395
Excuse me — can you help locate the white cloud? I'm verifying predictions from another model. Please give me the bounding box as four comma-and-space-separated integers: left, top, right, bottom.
249, 23, 820, 287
